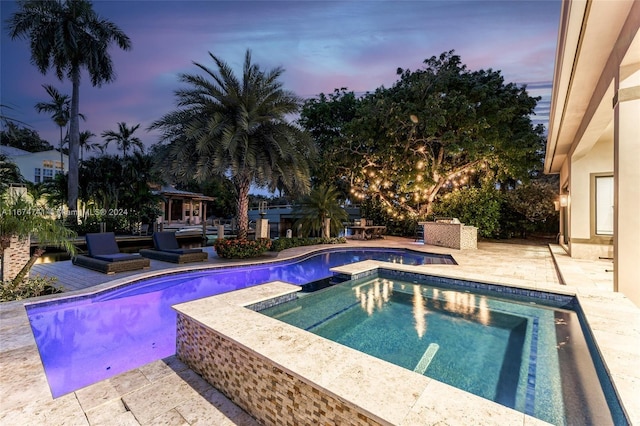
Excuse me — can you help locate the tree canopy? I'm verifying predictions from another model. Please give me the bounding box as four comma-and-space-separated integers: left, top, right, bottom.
0, 123, 53, 153
300, 51, 546, 220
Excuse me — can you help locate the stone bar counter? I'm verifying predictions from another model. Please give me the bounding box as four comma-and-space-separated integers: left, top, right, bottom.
419, 219, 477, 250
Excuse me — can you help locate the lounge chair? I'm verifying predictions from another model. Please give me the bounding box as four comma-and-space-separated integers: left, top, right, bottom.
72, 232, 151, 274
139, 231, 208, 264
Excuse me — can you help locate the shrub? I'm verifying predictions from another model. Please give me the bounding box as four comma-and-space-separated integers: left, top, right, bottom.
214, 238, 272, 259
0, 276, 62, 302
270, 236, 347, 252
433, 184, 503, 238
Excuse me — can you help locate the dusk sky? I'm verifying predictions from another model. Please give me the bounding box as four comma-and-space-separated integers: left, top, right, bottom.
1, 0, 560, 154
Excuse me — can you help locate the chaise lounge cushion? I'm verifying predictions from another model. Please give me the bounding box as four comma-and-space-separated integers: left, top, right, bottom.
153, 232, 204, 254
162, 248, 205, 254
86, 232, 146, 261
74, 232, 150, 274
86, 232, 121, 256
93, 253, 144, 262
140, 231, 207, 264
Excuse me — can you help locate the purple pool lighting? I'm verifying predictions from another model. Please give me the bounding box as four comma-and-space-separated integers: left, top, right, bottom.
26, 248, 454, 397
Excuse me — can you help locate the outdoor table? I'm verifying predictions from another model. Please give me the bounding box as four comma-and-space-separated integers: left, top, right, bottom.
347, 225, 386, 240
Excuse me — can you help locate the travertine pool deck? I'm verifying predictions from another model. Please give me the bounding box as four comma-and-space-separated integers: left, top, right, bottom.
1, 237, 638, 425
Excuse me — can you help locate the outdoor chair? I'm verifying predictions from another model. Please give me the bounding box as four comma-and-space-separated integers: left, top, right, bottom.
73, 232, 151, 274
132, 223, 150, 236
140, 231, 208, 264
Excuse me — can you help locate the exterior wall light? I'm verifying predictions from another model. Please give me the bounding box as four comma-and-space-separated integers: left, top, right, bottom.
559, 194, 569, 207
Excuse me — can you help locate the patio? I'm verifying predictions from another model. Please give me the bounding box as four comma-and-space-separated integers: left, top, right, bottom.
1, 237, 638, 425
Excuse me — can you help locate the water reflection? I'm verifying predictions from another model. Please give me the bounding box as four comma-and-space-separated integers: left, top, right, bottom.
353, 280, 492, 338
354, 278, 394, 315
413, 285, 427, 338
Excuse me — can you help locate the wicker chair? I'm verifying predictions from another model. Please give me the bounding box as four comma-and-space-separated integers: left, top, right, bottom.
72, 232, 151, 274
139, 231, 208, 264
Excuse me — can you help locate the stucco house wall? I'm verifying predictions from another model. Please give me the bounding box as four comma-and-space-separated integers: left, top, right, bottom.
545, 0, 639, 306
0, 146, 68, 184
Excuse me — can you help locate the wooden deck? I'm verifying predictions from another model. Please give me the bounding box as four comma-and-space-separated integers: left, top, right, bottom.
30, 246, 234, 292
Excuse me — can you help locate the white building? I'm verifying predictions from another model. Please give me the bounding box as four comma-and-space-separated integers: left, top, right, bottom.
0, 146, 68, 183
545, 0, 639, 306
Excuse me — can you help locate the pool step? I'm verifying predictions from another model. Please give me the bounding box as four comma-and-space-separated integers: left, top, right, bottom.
414, 343, 440, 374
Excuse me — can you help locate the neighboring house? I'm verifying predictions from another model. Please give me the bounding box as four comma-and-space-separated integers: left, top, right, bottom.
545, 0, 639, 306
0, 145, 68, 184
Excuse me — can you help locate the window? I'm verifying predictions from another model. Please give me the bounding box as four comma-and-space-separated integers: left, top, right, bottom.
34, 168, 41, 183
43, 168, 54, 182
595, 176, 613, 235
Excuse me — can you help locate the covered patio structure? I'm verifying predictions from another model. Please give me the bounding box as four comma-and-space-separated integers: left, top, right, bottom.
155, 185, 216, 228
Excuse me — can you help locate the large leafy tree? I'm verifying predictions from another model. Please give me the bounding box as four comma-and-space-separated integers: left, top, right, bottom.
301, 51, 545, 220
299, 88, 358, 192
151, 49, 315, 239
79, 153, 161, 228
120, 151, 163, 224
80, 155, 124, 211
8, 0, 131, 215
35, 84, 70, 169
0, 123, 53, 152
101, 122, 144, 157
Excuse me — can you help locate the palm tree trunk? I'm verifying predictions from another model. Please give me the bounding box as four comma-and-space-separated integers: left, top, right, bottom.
67, 66, 81, 222
10, 247, 45, 288
59, 125, 64, 170
235, 176, 251, 240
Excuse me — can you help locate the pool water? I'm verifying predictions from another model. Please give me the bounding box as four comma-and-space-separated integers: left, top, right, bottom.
261, 275, 625, 425
26, 248, 452, 398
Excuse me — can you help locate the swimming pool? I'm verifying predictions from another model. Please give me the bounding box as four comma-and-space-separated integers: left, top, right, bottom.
26, 248, 453, 397
260, 272, 627, 425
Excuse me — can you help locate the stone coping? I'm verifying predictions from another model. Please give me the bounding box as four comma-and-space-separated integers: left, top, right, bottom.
330, 261, 578, 296
172, 281, 547, 425
332, 260, 640, 425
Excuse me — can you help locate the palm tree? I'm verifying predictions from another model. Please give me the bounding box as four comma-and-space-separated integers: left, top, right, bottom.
101, 122, 144, 157
151, 50, 315, 239
35, 84, 70, 171
0, 191, 76, 289
293, 184, 348, 238
8, 0, 131, 216
78, 130, 101, 162
0, 154, 24, 191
